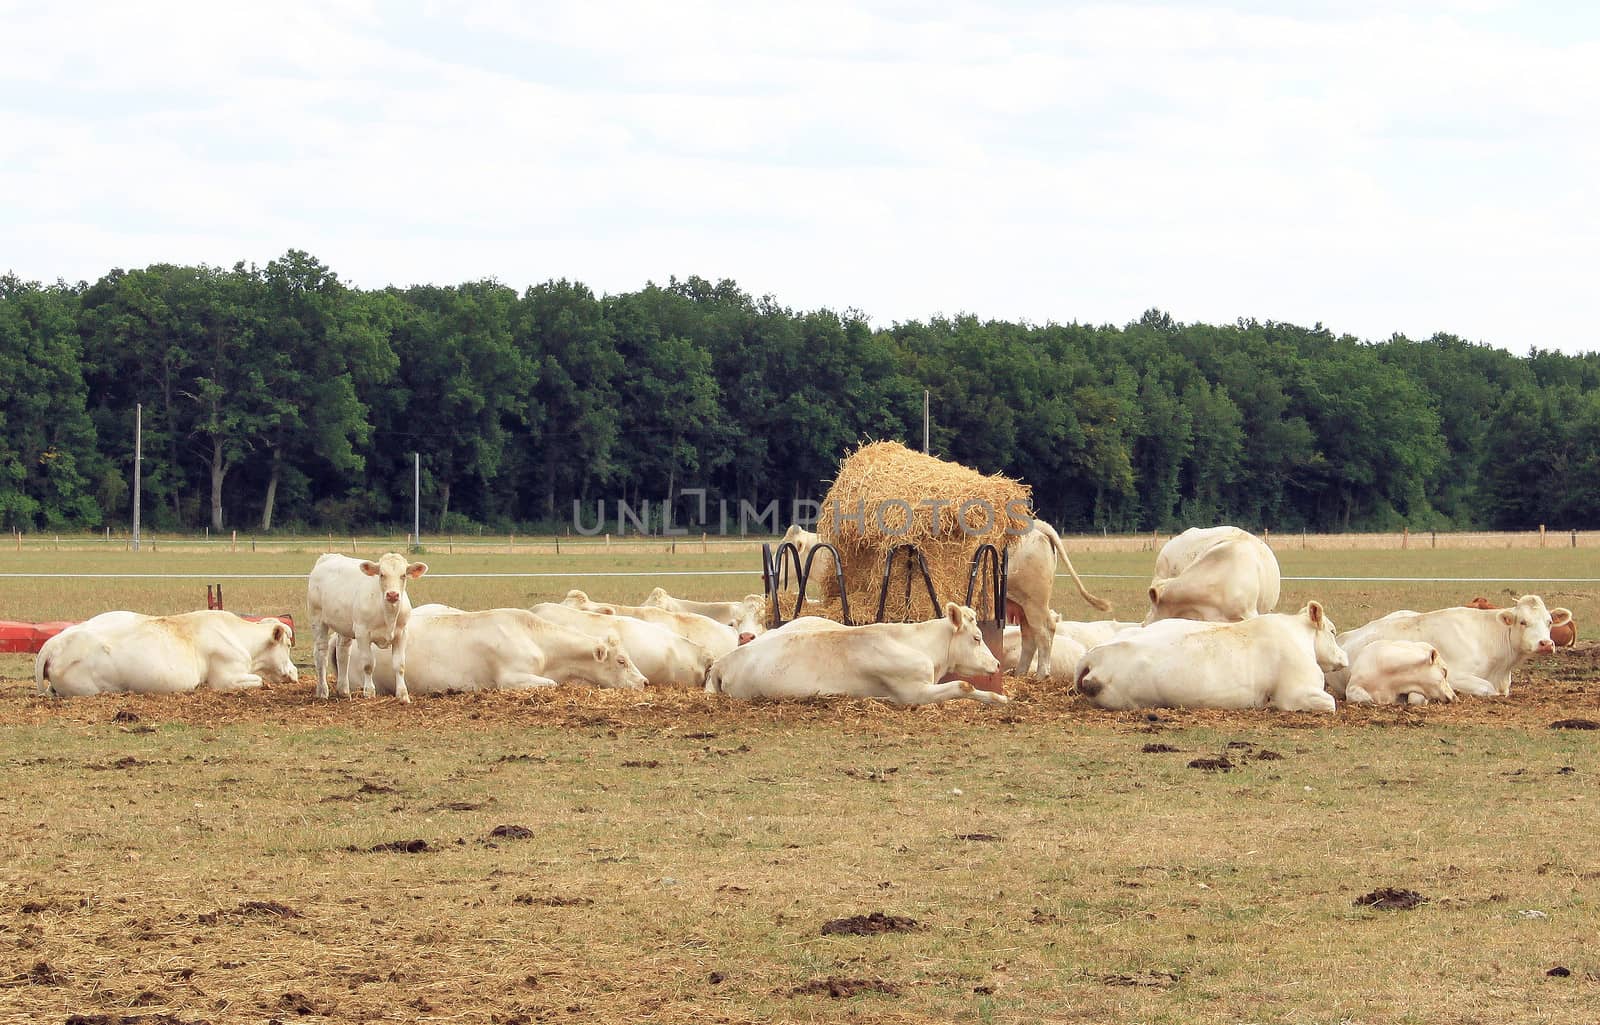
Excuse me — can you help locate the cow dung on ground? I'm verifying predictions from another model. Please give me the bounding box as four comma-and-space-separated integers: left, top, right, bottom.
1354, 887, 1428, 910
820, 911, 921, 936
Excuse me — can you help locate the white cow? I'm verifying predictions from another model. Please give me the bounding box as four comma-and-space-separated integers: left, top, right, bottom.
1077, 602, 1347, 712
363, 605, 647, 694
1002, 621, 1087, 683
1145, 526, 1280, 625
1343, 640, 1456, 705
530, 603, 713, 688
776, 525, 840, 598
1325, 595, 1568, 699
561, 590, 737, 658
642, 587, 767, 644
307, 552, 428, 703
1054, 614, 1144, 650
706, 602, 1006, 706
35, 611, 296, 698
1005, 518, 1113, 678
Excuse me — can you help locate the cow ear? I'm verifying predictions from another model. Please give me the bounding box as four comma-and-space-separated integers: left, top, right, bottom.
271, 623, 288, 645
1499, 610, 1517, 626
593, 643, 608, 662
359, 561, 380, 576
1147, 585, 1161, 606
406, 562, 428, 579
946, 602, 961, 628
1306, 601, 1324, 626
1428, 647, 1440, 665
1552, 607, 1573, 626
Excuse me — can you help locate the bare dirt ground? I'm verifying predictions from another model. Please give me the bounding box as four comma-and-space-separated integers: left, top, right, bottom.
3, 650, 1600, 1025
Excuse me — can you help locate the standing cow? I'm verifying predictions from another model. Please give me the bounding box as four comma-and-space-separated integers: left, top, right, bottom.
35, 611, 297, 697
1005, 518, 1113, 679
1144, 526, 1280, 625
307, 552, 428, 703
1325, 595, 1569, 698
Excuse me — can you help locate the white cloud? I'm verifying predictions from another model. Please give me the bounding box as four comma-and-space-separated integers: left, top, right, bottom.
2, 1, 1598, 351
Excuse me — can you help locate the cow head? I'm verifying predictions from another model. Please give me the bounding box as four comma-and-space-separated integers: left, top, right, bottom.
1500, 595, 1558, 656
643, 586, 672, 610
360, 553, 427, 606
1416, 645, 1455, 703
561, 589, 592, 609
1144, 579, 1234, 626
592, 633, 648, 691
945, 602, 1000, 678
1304, 601, 1348, 673
256, 621, 299, 686
1463, 596, 1499, 610
735, 594, 767, 645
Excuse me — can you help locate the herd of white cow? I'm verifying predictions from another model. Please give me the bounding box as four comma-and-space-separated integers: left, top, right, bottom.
31, 527, 1575, 713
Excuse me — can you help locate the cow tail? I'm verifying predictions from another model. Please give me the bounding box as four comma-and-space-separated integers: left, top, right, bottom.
34, 649, 53, 697
1074, 662, 1102, 698
1044, 521, 1112, 613
704, 663, 723, 695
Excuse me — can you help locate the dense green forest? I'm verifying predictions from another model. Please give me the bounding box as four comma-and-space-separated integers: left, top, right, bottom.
3, 251, 1598, 535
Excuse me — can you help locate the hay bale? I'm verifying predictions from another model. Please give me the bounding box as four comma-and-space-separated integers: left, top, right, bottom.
803, 441, 1031, 624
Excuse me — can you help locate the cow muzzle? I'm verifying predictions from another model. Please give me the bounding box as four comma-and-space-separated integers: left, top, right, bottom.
738, 632, 755, 645
1537, 639, 1555, 654
385, 591, 401, 603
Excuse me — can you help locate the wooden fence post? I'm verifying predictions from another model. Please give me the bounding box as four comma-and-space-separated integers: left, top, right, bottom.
1402, 526, 1408, 550
1540, 524, 1547, 548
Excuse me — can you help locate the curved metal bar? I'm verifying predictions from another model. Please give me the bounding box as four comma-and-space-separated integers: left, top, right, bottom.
964, 542, 1008, 629
876, 544, 941, 624
762, 540, 851, 627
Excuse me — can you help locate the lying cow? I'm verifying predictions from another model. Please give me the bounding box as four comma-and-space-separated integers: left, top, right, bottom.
641, 587, 766, 644
361, 605, 647, 694
530, 603, 712, 688
1002, 621, 1086, 683
1326, 594, 1570, 698
1005, 518, 1113, 678
1145, 526, 1280, 625
1344, 640, 1455, 705
307, 552, 427, 703
1465, 596, 1577, 647
562, 590, 737, 658
1077, 601, 1346, 712
707, 602, 1006, 706
1054, 614, 1143, 650
35, 611, 296, 698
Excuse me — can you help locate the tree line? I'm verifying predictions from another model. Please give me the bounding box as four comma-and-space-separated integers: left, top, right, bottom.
3, 251, 1597, 536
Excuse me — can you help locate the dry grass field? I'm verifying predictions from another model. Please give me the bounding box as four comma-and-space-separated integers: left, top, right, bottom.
2, 544, 1598, 1024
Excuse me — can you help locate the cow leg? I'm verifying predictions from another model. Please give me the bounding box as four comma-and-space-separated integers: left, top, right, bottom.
352, 633, 378, 700
1275, 688, 1336, 713
328, 634, 350, 698
389, 631, 411, 704
1344, 683, 1378, 704
1448, 673, 1498, 697
1029, 620, 1054, 677
889, 676, 1009, 706
214, 673, 264, 692
496, 673, 560, 690
312, 621, 331, 700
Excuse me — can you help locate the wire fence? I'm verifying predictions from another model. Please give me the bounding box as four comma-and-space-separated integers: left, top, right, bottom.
3, 527, 1594, 554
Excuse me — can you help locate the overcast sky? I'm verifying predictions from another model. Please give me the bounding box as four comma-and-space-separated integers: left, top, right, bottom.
5, 1, 1597, 353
